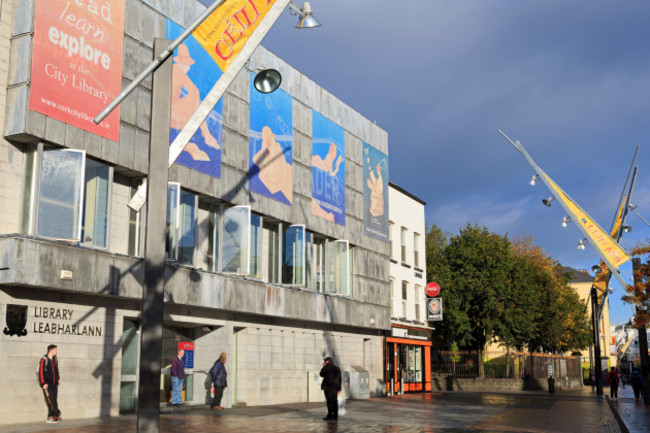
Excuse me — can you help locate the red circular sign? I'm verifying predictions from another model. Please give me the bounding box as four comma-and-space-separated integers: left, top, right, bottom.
426, 282, 440, 297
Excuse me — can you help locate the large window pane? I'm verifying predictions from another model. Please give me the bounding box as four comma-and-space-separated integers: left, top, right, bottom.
178, 190, 196, 264
283, 225, 305, 285
222, 206, 250, 273
208, 205, 221, 272
250, 214, 262, 278
166, 183, 180, 259
326, 240, 350, 296
81, 159, 110, 248
262, 221, 280, 283
37, 149, 85, 240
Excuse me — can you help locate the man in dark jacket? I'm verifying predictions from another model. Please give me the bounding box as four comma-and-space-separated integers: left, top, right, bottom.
210, 352, 228, 409
171, 349, 185, 406
38, 344, 61, 423
320, 356, 342, 421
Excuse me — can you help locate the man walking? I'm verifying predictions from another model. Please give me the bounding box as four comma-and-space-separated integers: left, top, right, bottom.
630, 368, 643, 401
320, 356, 342, 421
171, 348, 185, 406
38, 344, 61, 423
210, 352, 228, 409
607, 366, 620, 400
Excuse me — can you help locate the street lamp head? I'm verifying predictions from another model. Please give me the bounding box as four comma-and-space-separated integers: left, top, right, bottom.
622, 225, 632, 233
290, 2, 321, 29
253, 69, 282, 93
529, 174, 539, 186
591, 265, 602, 274
627, 203, 637, 211
542, 196, 554, 207
561, 216, 571, 228
577, 238, 588, 250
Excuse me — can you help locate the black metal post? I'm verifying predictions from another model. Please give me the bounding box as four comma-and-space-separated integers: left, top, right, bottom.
632, 258, 650, 405
591, 285, 603, 396
136, 38, 172, 433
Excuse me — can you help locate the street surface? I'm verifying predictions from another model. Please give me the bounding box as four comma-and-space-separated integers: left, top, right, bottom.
6, 389, 645, 433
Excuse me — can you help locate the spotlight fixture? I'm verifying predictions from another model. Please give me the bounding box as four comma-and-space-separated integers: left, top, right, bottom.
628, 203, 637, 211
289, 1, 321, 29
529, 175, 539, 186
577, 238, 587, 250
253, 68, 282, 93
622, 225, 632, 233
591, 265, 602, 274
561, 216, 571, 228
542, 196, 554, 207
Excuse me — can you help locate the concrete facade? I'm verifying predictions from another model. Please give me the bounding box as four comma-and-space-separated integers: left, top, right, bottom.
0, 0, 390, 424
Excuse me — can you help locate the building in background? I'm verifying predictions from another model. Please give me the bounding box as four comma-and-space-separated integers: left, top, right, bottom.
385, 182, 431, 393
0, 0, 391, 423
612, 325, 650, 370
564, 267, 614, 378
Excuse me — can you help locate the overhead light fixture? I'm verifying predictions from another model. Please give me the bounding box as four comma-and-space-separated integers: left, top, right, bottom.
628, 203, 637, 211
561, 216, 571, 228
622, 225, 632, 233
529, 175, 539, 186
577, 238, 588, 250
542, 196, 554, 207
591, 265, 602, 274
289, 1, 321, 29
253, 68, 282, 93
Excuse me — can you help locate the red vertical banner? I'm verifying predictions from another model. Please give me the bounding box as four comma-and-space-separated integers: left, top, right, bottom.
29, 0, 125, 141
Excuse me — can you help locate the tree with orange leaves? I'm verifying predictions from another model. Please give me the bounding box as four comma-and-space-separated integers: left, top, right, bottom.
623, 242, 650, 328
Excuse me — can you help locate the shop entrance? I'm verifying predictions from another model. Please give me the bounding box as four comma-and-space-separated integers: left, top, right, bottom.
385, 338, 432, 393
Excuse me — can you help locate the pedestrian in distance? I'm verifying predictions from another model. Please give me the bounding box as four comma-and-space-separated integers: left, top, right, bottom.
171, 348, 185, 406
607, 366, 619, 400
630, 368, 643, 401
210, 352, 228, 410
38, 344, 61, 424
590, 370, 596, 392
320, 356, 342, 421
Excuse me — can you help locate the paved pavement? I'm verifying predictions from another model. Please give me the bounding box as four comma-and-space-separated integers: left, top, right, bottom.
606, 383, 650, 433
4, 389, 647, 433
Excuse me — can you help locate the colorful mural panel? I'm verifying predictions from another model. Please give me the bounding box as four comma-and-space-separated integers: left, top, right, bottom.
249, 75, 293, 205
363, 142, 389, 242
166, 20, 223, 178
312, 111, 345, 226
29, 0, 125, 141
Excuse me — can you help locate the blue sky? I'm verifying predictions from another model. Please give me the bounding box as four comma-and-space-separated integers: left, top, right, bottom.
257, 0, 650, 325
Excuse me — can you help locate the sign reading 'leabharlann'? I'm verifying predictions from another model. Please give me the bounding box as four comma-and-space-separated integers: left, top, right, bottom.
193, 0, 277, 72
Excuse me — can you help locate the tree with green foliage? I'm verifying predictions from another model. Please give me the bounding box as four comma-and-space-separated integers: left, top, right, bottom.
624, 242, 650, 327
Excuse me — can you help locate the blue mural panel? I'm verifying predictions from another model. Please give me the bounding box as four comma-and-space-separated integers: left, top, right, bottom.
166, 19, 222, 178
311, 110, 345, 226
363, 142, 389, 242
249, 74, 293, 205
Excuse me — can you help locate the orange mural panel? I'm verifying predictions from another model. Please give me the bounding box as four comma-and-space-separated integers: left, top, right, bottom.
29, 0, 125, 141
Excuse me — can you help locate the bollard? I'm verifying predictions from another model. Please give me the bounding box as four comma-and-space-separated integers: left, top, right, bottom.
390, 378, 394, 396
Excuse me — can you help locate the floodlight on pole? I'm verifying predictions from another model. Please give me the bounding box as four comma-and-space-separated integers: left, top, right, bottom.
529, 174, 539, 186
591, 265, 602, 274
577, 238, 588, 250
622, 225, 632, 233
561, 216, 571, 227
289, 1, 321, 28
254, 68, 282, 93
543, 196, 554, 207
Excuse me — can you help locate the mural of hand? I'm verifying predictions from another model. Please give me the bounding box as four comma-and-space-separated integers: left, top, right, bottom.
367, 162, 384, 217
252, 126, 293, 202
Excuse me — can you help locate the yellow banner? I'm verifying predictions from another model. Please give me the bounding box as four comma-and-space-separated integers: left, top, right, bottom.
542, 174, 630, 268
193, 0, 276, 72
593, 199, 627, 295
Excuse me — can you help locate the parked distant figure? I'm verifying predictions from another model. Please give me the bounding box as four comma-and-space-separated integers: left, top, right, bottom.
607, 367, 619, 400
590, 370, 596, 392
620, 369, 627, 389
171, 349, 185, 406
210, 352, 228, 410
630, 368, 643, 401
38, 344, 61, 423
320, 356, 342, 421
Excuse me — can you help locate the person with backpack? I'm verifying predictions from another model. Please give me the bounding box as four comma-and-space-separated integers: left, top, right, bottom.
607, 366, 620, 400
38, 344, 61, 423
630, 368, 643, 401
210, 352, 228, 410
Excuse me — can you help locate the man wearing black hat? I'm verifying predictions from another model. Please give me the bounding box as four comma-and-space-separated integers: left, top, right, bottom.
320, 356, 342, 421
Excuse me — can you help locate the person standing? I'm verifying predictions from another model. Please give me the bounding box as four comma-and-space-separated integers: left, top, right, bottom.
607, 366, 620, 400
320, 356, 342, 421
630, 368, 643, 401
210, 352, 228, 410
171, 349, 185, 406
38, 344, 61, 423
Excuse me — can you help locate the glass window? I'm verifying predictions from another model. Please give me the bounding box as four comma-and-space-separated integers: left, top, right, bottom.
389, 277, 395, 311
262, 221, 280, 283
21, 143, 39, 235
414, 233, 420, 268
402, 281, 408, 317
401, 227, 407, 263
326, 240, 351, 296
306, 233, 326, 292
222, 206, 250, 274
36, 149, 86, 240
283, 225, 305, 285
389, 221, 394, 259
414, 285, 421, 322
81, 159, 110, 248
166, 183, 180, 259
177, 190, 196, 264
250, 214, 262, 278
